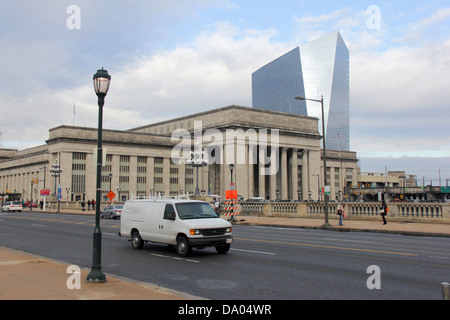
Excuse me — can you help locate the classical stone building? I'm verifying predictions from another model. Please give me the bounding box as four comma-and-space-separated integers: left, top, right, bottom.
0, 106, 359, 203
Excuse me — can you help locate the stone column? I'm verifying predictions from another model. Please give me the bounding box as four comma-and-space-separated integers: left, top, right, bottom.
147, 156, 154, 195
163, 157, 170, 196
258, 147, 266, 199
281, 148, 288, 200
248, 144, 255, 198
178, 161, 185, 195
330, 166, 335, 202
291, 149, 299, 200
129, 156, 137, 198
302, 150, 309, 201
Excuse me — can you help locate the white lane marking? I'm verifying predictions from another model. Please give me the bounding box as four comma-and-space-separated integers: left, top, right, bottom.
150, 253, 199, 263
231, 248, 276, 255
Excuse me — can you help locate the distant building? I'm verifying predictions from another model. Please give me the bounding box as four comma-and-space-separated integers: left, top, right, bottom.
252, 31, 349, 151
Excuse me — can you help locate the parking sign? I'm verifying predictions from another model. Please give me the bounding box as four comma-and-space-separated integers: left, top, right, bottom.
57, 184, 62, 200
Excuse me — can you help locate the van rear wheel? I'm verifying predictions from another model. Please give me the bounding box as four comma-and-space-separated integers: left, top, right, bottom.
176, 236, 191, 257
131, 231, 144, 249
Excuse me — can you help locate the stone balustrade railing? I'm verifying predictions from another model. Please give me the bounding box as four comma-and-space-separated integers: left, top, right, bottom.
240, 201, 450, 222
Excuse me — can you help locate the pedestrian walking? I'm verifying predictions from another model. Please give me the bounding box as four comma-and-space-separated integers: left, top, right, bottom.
337, 203, 345, 226
380, 200, 388, 225
87, 200, 91, 210
81, 200, 85, 211
214, 198, 220, 217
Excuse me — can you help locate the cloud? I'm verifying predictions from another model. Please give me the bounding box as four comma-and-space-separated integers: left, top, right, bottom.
350, 38, 450, 157
104, 22, 288, 123
0, 21, 289, 149
397, 7, 450, 43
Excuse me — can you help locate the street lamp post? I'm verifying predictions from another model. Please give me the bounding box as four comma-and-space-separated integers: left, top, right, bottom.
86, 68, 111, 283
228, 164, 236, 221
295, 96, 331, 228
50, 158, 62, 213
186, 142, 208, 195
229, 163, 235, 187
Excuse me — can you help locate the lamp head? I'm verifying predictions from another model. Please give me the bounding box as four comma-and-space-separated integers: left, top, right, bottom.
93, 68, 111, 95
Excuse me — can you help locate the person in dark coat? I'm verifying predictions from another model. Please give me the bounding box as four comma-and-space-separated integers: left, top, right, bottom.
381, 200, 388, 225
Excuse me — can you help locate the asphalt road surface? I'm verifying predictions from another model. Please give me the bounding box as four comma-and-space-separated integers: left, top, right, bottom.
1, 211, 449, 300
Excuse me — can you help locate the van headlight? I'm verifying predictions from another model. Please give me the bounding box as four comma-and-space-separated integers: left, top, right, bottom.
225, 227, 232, 233
190, 229, 201, 235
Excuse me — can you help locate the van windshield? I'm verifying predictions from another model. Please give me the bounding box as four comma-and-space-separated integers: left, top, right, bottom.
175, 202, 218, 220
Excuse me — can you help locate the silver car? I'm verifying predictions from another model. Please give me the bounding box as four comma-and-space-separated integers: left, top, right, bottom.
2, 201, 23, 212
100, 205, 123, 219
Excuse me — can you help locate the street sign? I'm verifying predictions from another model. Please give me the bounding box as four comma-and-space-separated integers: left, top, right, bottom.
57, 184, 62, 200
107, 190, 116, 200
40, 189, 50, 196
441, 187, 450, 193
324, 186, 330, 195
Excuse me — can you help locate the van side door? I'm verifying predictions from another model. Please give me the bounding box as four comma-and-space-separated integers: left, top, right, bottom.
141, 202, 164, 242
158, 204, 178, 245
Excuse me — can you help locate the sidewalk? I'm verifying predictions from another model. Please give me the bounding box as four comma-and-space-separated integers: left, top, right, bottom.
0, 246, 203, 300
1, 209, 449, 300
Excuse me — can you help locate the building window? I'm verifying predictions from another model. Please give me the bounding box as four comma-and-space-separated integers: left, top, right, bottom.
154, 157, 164, 192
185, 167, 194, 194
170, 162, 178, 194
71, 152, 86, 195
119, 155, 130, 200
137, 156, 147, 195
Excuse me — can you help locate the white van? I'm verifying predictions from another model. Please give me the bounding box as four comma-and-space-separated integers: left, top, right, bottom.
119, 198, 232, 256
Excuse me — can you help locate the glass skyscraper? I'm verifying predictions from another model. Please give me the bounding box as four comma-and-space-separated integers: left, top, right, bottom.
252, 31, 349, 151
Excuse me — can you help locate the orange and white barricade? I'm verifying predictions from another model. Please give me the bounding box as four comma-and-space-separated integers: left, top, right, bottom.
222, 200, 239, 216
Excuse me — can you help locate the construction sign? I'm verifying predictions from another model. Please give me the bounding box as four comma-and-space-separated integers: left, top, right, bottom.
225, 190, 237, 200
107, 190, 116, 201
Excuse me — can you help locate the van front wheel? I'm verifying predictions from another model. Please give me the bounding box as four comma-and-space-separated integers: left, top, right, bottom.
131, 231, 144, 250
176, 236, 192, 257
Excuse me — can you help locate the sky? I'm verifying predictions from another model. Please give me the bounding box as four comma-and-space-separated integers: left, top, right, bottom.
0, 0, 449, 185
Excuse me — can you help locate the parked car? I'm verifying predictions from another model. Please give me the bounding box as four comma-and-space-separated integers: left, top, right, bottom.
100, 205, 123, 219
2, 201, 23, 212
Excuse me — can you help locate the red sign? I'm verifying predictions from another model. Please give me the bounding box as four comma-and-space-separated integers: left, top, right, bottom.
225, 190, 238, 200
40, 189, 50, 196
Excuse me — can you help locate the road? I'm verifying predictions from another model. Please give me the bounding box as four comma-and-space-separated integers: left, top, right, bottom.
1, 211, 449, 299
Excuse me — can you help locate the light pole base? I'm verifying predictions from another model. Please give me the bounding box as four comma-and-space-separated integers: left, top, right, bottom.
86, 266, 106, 283
321, 223, 333, 229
